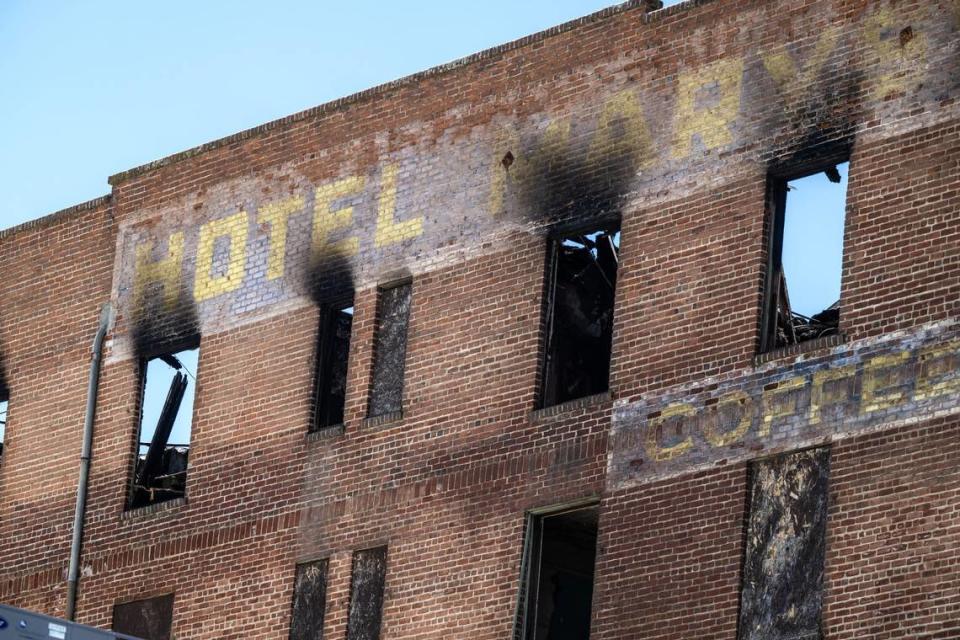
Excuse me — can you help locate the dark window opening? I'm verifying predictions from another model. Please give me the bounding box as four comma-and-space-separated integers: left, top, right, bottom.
112, 594, 174, 640
289, 559, 329, 640
346, 546, 387, 640
515, 505, 599, 640
313, 299, 354, 430
368, 282, 412, 418
0, 393, 8, 465
129, 343, 199, 510
738, 448, 830, 640
540, 225, 620, 407
761, 163, 848, 352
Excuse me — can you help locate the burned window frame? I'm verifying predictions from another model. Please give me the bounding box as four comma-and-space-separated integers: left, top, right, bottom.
0, 387, 8, 465
112, 593, 175, 640
367, 279, 413, 419
759, 154, 849, 354
312, 296, 354, 431
513, 501, 600, 640
127, 336, 201, 510
538, 221, 620, 409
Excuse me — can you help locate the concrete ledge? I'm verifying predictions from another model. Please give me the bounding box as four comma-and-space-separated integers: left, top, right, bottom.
306, 423, 346, 442
754, 334, 848, 366
362, 410, 404, 429
531, 391, 612, 421
0, 195, 111, 240
120, 496, 187, 520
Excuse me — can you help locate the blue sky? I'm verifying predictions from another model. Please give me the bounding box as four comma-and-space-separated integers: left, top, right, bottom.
0, 0, 682, 231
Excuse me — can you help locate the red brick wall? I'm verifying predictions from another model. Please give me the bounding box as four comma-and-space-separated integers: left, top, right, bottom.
0, 0, 958, 638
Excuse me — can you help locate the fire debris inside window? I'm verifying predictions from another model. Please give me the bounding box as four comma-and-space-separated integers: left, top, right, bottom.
763, 163, 848, 351
314, 300, 354, 430
112, 593, 175, 640
541, 225, 619, 407
515, 506, 599, 640
130, 346, 198, 509
368, 282, 412, 418
290, 559, 330, 640
346, 546, 388, 640
0, 394, 7, 463
738, 448, 830, 640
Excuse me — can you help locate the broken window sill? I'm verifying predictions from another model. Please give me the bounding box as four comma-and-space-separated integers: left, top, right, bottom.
755, 333, 847, 366
121, 496, 186, 521
531, 392, 611, 422
306, 423, 345, 441
363, 410, 403, 429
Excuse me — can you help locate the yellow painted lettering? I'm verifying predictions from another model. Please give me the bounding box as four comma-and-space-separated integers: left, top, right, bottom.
134, 232, 184, 311
588, 90, 654, 169
760, 376, 807, 437
671, 58, 744, 159
257, 196, 303, 280
702, 391, 753, 447
375, 163, 423, 247
313, 176, 364, 258
809, 365, 856, 425
862, 6, 927, 100
913, 340, 960, 402
860, 350, 911, 414
644, 403, 696, 462
194, 211, 249, 302
761, 28, 840, 109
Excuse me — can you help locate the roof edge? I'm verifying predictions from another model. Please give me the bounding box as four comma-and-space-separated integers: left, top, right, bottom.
0, 195, 112, 241
108, 0, 713, 186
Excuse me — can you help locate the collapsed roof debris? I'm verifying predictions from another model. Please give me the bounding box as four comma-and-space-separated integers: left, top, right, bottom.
542, 229, 619, 406
773, 272, 840, 348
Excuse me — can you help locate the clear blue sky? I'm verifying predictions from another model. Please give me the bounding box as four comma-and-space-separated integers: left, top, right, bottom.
0, 0, 682, 232
1, 0, 843, 325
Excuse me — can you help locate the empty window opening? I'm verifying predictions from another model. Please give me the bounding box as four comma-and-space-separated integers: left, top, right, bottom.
368, 282, 412, 418
346, 546, 388, 640
130, 344, 199, 509
515, 505, 599, 640
738, 448, 830, 640
112, 594, 174, 640
290, 559, 330, 640
0, 393, 8, 464
761, 163, 848, 352
314, 300, 353, 430
541, 225, 620, 407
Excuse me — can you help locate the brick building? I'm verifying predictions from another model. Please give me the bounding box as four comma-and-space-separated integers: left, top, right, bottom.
1, 0, 958, 638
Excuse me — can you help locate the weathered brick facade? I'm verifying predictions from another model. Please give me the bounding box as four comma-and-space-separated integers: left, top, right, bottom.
1, 0, 958, 638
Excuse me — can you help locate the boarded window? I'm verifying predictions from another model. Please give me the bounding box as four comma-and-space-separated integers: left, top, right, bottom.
515, 505, 599, 640
289, 559, 329, 640
314, 300, 354, 430
346, 546, 388, 640
761, 163, 848, 352
0, 393, 8, 464
541, 226, 620, 407
112, 594, 174, 640
368, 282, 412, 418
738, 447, 830, 640
129, 343, 199, 509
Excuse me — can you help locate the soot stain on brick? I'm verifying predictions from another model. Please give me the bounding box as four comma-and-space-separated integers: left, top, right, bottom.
738, 447, 830, 640
304, 251, 355, 307
131, 286, 201, 358
515, 124, 642, 228
774, 66, 866, 170
0, 352, 8, 398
